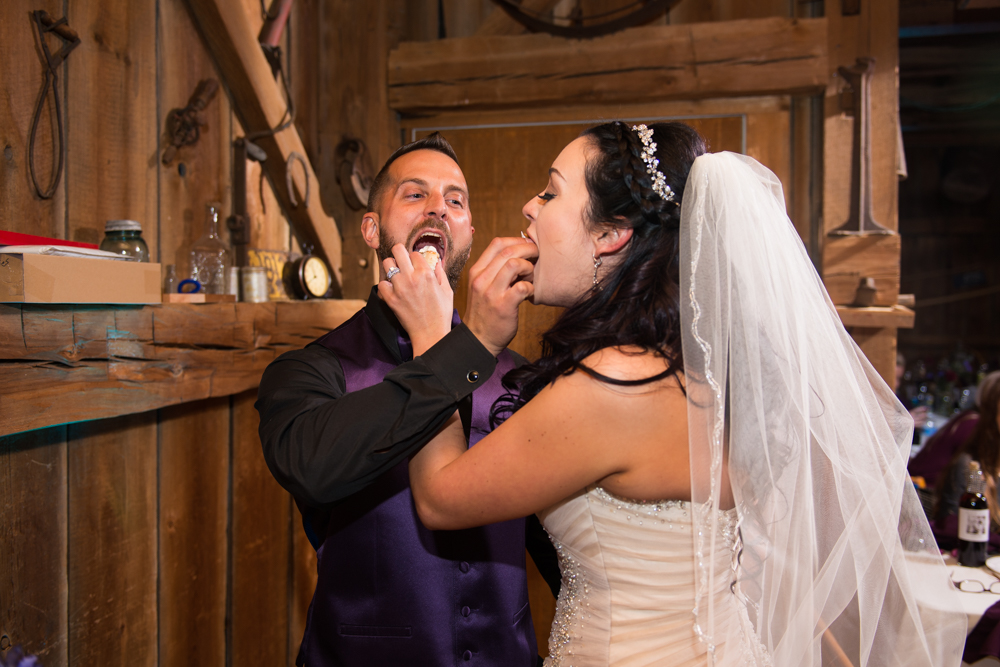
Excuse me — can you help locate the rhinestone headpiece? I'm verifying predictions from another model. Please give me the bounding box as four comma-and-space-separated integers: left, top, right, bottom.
631, 124, 675, 203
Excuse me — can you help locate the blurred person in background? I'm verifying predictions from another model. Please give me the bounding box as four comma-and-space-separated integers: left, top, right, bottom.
909, 371, 996, 491
926, 371, 1000, 548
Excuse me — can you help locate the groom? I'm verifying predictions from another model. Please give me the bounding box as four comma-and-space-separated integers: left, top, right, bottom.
256, 133, 557, 666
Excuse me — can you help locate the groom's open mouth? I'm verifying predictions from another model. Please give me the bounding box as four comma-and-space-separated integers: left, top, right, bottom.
409, 228, 448, 259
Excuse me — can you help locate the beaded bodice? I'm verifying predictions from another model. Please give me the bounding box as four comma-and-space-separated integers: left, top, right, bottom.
538, 486, 740, 667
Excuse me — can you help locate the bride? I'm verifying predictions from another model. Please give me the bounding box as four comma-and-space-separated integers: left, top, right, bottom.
379, 121, 965, 666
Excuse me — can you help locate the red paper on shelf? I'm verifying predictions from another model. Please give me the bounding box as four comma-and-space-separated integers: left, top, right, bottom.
0, 230, 99, 249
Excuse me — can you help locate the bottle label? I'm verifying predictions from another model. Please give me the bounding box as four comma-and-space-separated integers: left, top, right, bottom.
959, 508, 990, 543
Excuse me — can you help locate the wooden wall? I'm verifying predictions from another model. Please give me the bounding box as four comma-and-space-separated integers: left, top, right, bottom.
0, 395, 315, 667
1, 0, 903, 664
1, 1, 315, 665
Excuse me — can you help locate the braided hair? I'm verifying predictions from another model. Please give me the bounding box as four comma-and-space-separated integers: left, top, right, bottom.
491, 121, 707, 426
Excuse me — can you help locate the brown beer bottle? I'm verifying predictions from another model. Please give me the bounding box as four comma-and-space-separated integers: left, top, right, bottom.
958, 460, 990, 567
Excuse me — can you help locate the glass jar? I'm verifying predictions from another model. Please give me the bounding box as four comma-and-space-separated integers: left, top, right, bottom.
100, 219, 149, 262
189, 203, 233, 294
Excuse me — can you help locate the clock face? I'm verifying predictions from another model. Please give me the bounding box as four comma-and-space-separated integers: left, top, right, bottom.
302, 256, 331, 297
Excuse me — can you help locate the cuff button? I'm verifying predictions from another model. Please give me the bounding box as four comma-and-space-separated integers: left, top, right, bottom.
466, 370, 480, 383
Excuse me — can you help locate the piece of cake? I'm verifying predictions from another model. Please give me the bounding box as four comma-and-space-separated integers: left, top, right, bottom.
417, 246, 440, 270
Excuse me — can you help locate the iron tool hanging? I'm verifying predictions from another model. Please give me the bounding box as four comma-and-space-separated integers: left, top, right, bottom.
488, 0, 680, 39
28, 10, 80, 200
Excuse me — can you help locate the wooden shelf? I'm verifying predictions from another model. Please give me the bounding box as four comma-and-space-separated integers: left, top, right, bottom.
836, 304, 915, 329
0, 299, 364, 437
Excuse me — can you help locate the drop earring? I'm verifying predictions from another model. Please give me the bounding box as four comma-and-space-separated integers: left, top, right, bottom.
592, 254, 603, 290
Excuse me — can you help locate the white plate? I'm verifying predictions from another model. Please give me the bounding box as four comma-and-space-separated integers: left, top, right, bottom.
985, 555, 1000, 576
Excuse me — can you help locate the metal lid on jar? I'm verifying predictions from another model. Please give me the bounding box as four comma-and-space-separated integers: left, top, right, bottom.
105, 219, 143, 233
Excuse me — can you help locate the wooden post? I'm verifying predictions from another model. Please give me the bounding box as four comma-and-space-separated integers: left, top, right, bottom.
388, 17, 828, 113
183, 0, 344, 294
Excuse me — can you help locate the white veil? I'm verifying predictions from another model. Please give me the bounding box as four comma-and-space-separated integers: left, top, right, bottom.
679, 152, 967, 666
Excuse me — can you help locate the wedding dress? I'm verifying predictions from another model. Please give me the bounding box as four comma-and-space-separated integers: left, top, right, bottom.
537, 151, 967, 666
539, 487, 741, 666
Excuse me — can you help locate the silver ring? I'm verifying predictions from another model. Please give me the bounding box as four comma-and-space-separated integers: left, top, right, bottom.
385, 266, 400, 281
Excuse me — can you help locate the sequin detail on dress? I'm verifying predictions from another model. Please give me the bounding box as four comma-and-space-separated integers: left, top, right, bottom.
544, 537, 590, 667
592, 487, 738, 547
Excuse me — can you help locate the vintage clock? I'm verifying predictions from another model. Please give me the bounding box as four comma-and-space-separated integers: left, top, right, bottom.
288, 252, 332, 299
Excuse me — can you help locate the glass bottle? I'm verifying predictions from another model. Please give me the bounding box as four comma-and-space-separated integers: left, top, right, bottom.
189, 203, 232, 294
100, 219, 149, 262
958, 460, 990, 567
163, 264, 178, 294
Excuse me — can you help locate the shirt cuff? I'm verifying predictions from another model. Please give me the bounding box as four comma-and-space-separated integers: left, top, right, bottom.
419, 323, 499, 400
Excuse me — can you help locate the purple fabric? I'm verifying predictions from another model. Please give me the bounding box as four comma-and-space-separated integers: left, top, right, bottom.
908, 411, 979, 487
965, 600, 1000, 663
298, 308, 535, 667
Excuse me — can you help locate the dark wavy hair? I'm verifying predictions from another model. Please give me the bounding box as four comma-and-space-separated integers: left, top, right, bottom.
491, 121, 707, 426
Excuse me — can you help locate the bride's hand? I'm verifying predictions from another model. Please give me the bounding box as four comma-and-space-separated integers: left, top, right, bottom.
379, 243, 454, 356
464, 237, 537, 357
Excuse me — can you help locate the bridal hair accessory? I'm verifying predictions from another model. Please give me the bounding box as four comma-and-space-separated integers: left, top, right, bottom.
385, 266, 400, 281
592, 254, 603, 289
631, 124, 675, 204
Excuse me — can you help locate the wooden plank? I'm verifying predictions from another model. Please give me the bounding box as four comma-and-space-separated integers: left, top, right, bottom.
0, 305, 27, 358
317, 0, 405, 300
290, 511, 318, 667
822, 234, 901, 306
67, 413, 157, 667
0, 426, 68, 666
231, 389, 289, 667
182, 0, 344, 293
745, 102, 792, 213
837, 304, 914, 328
158, 0, 233, 276
290, 0, 321, 161
400, 96, 787, 141
850, 326, 897, 388
822, 0, 900, 238
65, 0, 158, 253
388, 17, 828, 113
0, 300, 364, 437
669, 0, 793, 22
869, 0, 900, 233
0, 0, 65, 237
442, 0, 495, 38
474, 0, 562, 36
159, 397, 230, 667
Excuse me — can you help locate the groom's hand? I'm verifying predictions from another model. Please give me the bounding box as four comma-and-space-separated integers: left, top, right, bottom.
464, 237, 537, 358
379, 243, 454, 356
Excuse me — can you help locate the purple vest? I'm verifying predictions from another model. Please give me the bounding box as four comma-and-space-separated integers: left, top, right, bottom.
297, 305, 536, 667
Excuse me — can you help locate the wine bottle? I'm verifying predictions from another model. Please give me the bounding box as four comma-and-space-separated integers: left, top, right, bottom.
958, 460, 990, 567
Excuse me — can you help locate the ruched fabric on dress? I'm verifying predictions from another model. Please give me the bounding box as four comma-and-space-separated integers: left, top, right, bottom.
538, 486, 740, 666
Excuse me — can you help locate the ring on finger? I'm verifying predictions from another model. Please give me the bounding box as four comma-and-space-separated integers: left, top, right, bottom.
386, 266, 400, 281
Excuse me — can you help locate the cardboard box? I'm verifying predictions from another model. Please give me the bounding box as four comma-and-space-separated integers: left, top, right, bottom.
0, 253, 162, 304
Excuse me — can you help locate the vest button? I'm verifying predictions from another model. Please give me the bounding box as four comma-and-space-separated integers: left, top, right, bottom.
462, 605, 471, 617
466, 370, 479, 382
459, 561, 470, 573
463, 650, 473, 661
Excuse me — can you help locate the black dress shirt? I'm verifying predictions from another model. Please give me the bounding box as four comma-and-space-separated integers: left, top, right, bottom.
255, 287, 561, 596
